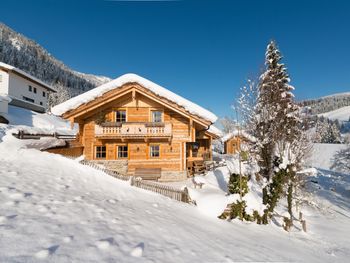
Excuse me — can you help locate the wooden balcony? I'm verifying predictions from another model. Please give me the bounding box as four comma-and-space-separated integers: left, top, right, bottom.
95, 122, 172, 140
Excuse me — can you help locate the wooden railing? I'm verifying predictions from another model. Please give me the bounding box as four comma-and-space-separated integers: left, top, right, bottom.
13, 130, 76, 140
95, 122, 172, 138
131, 177, 190, 203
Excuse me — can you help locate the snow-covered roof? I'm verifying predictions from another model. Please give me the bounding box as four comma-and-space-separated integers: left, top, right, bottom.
52, 73, 217, 123
207, 125, 223, 137
222, 130, 256, 143
0, 62, 55, 92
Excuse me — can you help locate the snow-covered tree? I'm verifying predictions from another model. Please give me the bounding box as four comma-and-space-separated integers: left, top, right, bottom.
47, 82, 72, 109
219, 116, 238, 134
254, 40, 301, 179
237, 79, 258, 130
253, 40, 309, 223
331, 145, 350, 173
314, 118, 341, 143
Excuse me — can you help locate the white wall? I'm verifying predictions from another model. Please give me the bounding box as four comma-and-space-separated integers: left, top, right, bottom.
0, 70, 10, 95
7, 71, 49, 109
0, 99, 8, 114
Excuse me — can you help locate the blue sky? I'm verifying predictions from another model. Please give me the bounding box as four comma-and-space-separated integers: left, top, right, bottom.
1, 0, 350, 119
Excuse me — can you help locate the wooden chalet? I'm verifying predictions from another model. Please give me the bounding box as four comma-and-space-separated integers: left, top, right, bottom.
222, 131, 255, 155
51, 74, 219, 181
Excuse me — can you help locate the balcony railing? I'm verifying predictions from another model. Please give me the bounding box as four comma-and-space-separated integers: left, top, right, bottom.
95, 122, 172, 138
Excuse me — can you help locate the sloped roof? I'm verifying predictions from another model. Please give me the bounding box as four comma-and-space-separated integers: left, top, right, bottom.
0, 62, 55, 92
207, 125, 223, 137
52, 73, 217, 123
222, 130, 256, 143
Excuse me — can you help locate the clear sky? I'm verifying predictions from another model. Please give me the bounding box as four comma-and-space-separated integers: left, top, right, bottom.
1, 0, 350, 119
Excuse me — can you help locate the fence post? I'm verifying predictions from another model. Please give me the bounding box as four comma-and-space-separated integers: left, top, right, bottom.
182, 187, 189, 203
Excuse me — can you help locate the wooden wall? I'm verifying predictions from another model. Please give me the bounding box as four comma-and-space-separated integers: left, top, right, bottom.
224, 137, 241, 154
78, 92, 198, 173
45, 146, 84, 157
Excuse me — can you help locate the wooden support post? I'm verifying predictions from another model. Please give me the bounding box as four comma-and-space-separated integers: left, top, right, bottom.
69, 117, 74, 130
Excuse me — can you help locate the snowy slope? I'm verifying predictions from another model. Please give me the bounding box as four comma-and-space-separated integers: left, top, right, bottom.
0, 108, 350, 262
307, 143, 348, 170
1, 134, 350, 262
319, 105, 350, 122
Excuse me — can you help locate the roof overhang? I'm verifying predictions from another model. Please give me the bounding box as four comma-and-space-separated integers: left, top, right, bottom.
62, 83, 212, 128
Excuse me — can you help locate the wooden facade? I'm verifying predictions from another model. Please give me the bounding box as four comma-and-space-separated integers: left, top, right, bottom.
59, 83, 218, 180
224, 136, 242, 154
223, 133, 254, 155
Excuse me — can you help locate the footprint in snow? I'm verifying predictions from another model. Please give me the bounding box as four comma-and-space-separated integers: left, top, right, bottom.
62, 236, 74, 243
95, 237, 115, 250
74, 196, 83, 201
35, 245, 59, 259
0, 214, 17, 223
130, 242, 144, 257
9, 193, 24, 200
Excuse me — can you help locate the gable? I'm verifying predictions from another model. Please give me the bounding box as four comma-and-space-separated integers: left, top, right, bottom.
58, 83, 212, 128
52, 73, 217, 123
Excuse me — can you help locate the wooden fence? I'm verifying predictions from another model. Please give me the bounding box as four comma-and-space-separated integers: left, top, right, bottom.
79, 160, 191, 203
79, 160, 130, 181
131, 177, 190, 203
13, 130, 76, 140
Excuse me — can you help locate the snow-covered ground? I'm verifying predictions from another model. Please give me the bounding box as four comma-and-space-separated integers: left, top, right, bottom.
0, 106, 350, 262
307, 143, 348, 170
319, 105, 350, 122
0, 106, 77, 143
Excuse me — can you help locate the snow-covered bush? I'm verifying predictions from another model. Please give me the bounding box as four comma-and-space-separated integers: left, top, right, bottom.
331, 145, 350, 173
228, 173, 248, 196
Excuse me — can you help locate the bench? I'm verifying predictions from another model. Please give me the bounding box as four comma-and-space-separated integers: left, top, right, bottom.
192, 177, 204, 189
193, 161, 205, 174
134, 168, 162, 181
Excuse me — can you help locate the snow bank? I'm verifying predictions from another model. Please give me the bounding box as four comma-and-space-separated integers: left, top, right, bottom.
5, 105, 77, 135
51, 73, 217, 123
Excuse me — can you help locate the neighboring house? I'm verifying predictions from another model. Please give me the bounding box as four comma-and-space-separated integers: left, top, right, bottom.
51, 73, 219, 181
0, 62, 56, 113
222, 130, 256, 154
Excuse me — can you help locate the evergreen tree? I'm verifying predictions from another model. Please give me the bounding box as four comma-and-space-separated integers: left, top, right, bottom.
254, 40, 301, 180
254, 40, 305, 222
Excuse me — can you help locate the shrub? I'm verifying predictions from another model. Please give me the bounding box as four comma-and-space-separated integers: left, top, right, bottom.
228, 173, 249, 196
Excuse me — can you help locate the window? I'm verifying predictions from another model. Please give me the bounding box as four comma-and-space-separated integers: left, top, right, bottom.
151, 110, 162, 123
22, 96, 34, 103
95, 146, 106, 159
28, 85, 32, 92
117, 145, 128, 158
40, 102, 43, 106
43, 91, 46, 97
33, 87, 37, 94
115, 110, 126, 122
150, 145, 160, 158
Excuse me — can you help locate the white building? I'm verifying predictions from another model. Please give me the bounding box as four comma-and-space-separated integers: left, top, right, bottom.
0, 62, 56, 114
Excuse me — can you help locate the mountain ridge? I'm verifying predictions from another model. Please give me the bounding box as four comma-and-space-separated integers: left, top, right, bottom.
0, 22, 111, 106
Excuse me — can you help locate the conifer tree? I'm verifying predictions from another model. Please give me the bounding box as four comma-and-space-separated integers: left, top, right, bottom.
254, 40, 305, 222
